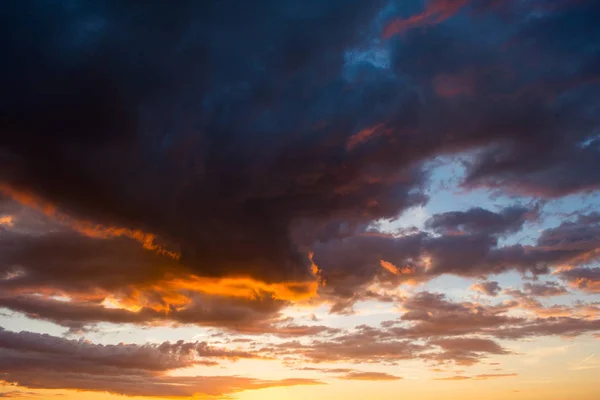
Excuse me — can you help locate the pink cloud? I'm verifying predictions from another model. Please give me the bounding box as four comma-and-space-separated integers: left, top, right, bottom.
383, 0, 471, 39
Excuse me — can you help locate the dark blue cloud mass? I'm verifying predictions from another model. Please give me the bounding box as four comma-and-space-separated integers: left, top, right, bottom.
1, 0, 599, 287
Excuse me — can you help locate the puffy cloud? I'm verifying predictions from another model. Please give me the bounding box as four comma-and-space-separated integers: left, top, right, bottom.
471, 281, 502, 296
425, 205, 537, 236
523, 281, 569, 297
314, 208, 600, 312
502, 288, 598, 319
387, 292, 522, 340
559, 268, 600, 293
489, 317, 600, 339
269, 336, 423, 364
427, 338, 511, 366
0, 327, 259, 372
256, 290, 598, 366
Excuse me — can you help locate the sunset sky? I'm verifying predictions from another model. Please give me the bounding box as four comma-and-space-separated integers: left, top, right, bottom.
1, 1, 599, 399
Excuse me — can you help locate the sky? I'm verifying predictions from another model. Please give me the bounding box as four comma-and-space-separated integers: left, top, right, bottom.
1, 0, 599, 399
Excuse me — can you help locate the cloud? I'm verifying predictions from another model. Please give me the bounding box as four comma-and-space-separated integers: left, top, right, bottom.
1, 0, 424, 286
471, 281, 502, 296
523, 282, 569, 297
0, 2, 599, 394
257, 290, 598, 366
0, 392, 42, 399
2, 372, 322, 398
559, 268, 600, 293
0, 291, 289, 334
0, 0, 598, 329
314, 207, 600, 312
1, 0, 599, 298
390, 291, 522, 338
0, 327, 321, 397
338, 372, 402, 381
294, 367, 402, 381
0, 220, 317, 331
434, 373, 517, 381
0, 327, 260, 372
270, 335, 422, 364
474, 373, 518, 380
424, 205, 537, 237
490, 317, 600, 339
383, 0, 471, 39
296, 367, 354, 374
427, 338, 511, 366
503, 288, 598, 319
0, 185, 179, 259
433, 376, 471, 381
0, 216, 13, 227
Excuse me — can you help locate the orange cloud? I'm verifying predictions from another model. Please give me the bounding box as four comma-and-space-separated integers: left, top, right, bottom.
101, 273, 321, 313
339, 372, 402, 381
0, 183, 179, 259
380, 260, 416, 276
475, 373, 518, 380
0, 215, 14, 227
434, 376, 471, 381
434, 373, 517, 381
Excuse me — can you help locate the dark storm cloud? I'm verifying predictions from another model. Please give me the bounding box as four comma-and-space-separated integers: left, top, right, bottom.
2, 0, 421, 284
1, 0, 599, 290
0, 229, 180, 294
